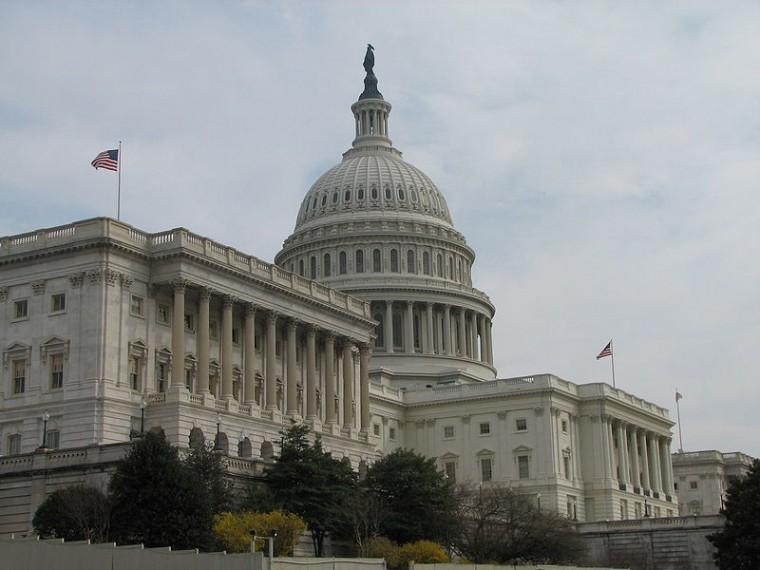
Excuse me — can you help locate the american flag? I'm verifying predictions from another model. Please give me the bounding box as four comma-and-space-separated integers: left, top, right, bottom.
675, 391, 683, 402
91, 149, 119, 171
596, 341, 612, 360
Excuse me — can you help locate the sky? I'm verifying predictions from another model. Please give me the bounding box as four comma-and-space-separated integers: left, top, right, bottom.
1, 1, 759, 457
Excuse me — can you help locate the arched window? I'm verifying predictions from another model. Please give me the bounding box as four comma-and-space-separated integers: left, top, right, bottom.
407, 250, 416, 274
411, 189, 418, 203
344, 190, 351, 202
356, 250, 364, 273
321, 194, 327, 207
448, 256, 453, 279
374, 312, 385, 348
332, 191, 339, 205
373, 249, 382, 272
339, 251, 347, 275
311, 197, 317, 210
323, 253, 331, 277
358, 188, 365, 201
384, 186, 392, 200
371, 186, 378, 200
310, 256, 317, 279
423, 251, 431, 275
390, 249, 399, 273
437, 254, 443, 277
299, 259, 305, 277
457, 259, 462, 282
398, 187, 405, 201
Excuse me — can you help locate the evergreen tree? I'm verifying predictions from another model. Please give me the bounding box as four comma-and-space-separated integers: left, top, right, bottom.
33, 485, 110, 542
109, 431, 215, 550
365, 448, 458, 545
264, 424, 357, 556
186, 442, 232, 515
709, 459, 760, 569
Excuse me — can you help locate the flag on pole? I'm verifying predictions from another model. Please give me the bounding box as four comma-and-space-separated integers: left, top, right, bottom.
675, 391, 683, 402
91, 149, 119, 171
596, 341, 612, 360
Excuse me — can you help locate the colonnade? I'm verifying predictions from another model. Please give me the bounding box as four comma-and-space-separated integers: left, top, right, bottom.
169, 280, 371, 433
598, 415, 675, 498
374, 300, 493, 365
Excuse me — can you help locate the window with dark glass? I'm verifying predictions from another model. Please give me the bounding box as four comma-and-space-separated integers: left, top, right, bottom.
390, 249, 399, 272
355, 250, 364, 273
373, 249, 382, 272
323, 253, 331, 277
339, 251, 347, 275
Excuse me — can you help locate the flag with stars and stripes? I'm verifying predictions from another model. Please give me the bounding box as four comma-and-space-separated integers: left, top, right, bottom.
91, 149, 119, 171
596, 341, 612, 360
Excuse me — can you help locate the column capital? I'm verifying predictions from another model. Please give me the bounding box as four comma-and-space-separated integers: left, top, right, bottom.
426, 301, 433, 308
306, 324, 317, 336
405, 300, 414, 307
358, 342, 371, 352
265, 310, 278, 323
199, 287, 212, 301
172, 279, 188, 291
286, 318, 299, 331
244, 302, 256, 316
222, 295, 235, 308
324, 331, 336, 343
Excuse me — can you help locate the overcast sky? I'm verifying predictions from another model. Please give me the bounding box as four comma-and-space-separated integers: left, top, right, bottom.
1, 2, 758, 457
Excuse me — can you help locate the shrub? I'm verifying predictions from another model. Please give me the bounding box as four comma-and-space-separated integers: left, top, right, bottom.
213, 510, 306, 555
366, 536, 401, 569
33, 485, 110, 542
398, 540, 449, 567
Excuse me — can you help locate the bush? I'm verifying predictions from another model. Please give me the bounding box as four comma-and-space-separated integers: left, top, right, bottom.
398, 540, 449, 567
213, 510, 306, 555
33, 485, 110, 542
367, 537, 401, 568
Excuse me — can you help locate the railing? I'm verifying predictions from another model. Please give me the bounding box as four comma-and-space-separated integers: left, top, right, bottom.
189, 394, 203, 405
146, 392, 166, 404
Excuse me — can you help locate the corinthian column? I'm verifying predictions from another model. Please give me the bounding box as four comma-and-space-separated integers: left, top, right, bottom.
443, 304, 453, 355
244, 304, 256, 404
616, 421, 630, 486
221, 296, 234, 400
324, 334, 336, 424
342, 341, 354, 430
286, 320, 298, 417
469, 311, 478, 359
478, 315, 487, 362
457, 309, 466, 355
359, 343, 370, 433
630, 427, 642, 489
404, 301, 414, 353
171, 281, 186, 386
306, 326, 317, 419
639, 430, 651, 491
265, 312, 277, 410
384, 301, 394, 353
425, 303, 434, 354
197, 288, 210, 394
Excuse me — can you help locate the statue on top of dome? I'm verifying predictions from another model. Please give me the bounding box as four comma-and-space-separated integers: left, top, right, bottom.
363, 44, 375, 75
359, 43, 383, 101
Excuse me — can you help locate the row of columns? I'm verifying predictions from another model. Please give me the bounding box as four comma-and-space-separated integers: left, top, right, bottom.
377, 300, 493, 365
170, 281, 371, 433
599, 415, 675, 497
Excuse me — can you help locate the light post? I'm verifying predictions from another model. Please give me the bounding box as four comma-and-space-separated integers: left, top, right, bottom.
536, 492, 541, 513
214, 413, 223, 453
37, 411, 50, 451
139, 399, 146, 435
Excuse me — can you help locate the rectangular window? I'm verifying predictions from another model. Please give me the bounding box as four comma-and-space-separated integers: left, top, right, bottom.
635, 502, 642, 518
129, 357, 140, 391
158, 363, 168, 393
389, 427, 396, 440
7, 434, 21, 455
516, 418, 527, 431
518, 455, 530, 479
130, 295, 144, 316
46, 429, 60, 449
13, 360, 25, 394
479, 422, 491, 435
50, 293, 66, 313
561, 419, 568, 433
184, 313, 194, 332
564, 455, 571, 479
480, 458, 493, 482
620, 499, 628, 520
13, 299, 28, 320
690, 481, 698, 489
443, 426, 455, 439
445, 461, 457, 482
51, 354, 64, 389
373, 424, 381, 436
654, 506, 661, 518
185, 368, 193, 391
210, 321, 219, 340
157, 304, 170, 324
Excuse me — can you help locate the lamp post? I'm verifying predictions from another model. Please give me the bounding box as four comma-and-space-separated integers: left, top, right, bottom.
214, 413, 223, 453
536, 492, 542, 513
37, 411, 50, 451
140, 399, 146, 434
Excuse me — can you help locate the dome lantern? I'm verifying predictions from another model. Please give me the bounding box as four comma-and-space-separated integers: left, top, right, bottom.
350, 45, 393, 152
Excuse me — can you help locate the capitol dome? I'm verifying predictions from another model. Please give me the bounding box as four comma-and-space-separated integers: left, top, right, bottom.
276, 46, 496, 385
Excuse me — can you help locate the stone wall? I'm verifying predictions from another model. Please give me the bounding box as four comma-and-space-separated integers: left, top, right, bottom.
576, 515, 723, 570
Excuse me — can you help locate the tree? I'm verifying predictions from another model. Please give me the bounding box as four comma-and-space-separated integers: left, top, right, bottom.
213, 510, 306, 555
452, 484, 582, 565
186, 442, 232, 514
709, 459, 760, 569
398, 540, 449, 567
365, 448, 458, 545
109, 431, 215, 550
345, 486, 387, 556
264, 423, 357, 556
33, 485, 110, 542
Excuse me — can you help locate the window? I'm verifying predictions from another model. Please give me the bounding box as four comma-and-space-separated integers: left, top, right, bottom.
50, 354, 64, 389
561, 419, 568, 433
46, 429, 60, 449
185, 368, 193, 391
479, 422, 491, 435
567, 496, 578, 520
355, 250, 364, 273
674, 482, 679, 491
447, 257, 453, 279
209, 320, 219, 340
310, 256, 317, 279
358, 188, 365, 201
344, 190, 351, 202
232, 327, 240, 345
423, 251, 431, 275
157, 363, 168, 393
445, 461, 457, 482
50, 293, 66, 313
654, 506, 661, 518
373, 249, 382, 272
480, 458, 493, 482
620, 499, 628, 520
332, 191, 338, 204
299, 259, 305, 277
384, 186, 391, 200
321, 194, 327, 207
12, 360, 25, 394
437, 254, 443, 277
690, 481, 698, 489
323, 253, 331, 277
157, 304, 170, 324
407, 250, 416, 274
373, 424, 381, 436
518, 455, 530, 479
390, 249, 399, 272
443, 426, 455, 439
7, 434, 21, 455
129, 357, 140, 391
516, 418, 527, 431
389, 427, 397, 440
13, 299, 28, 320
371, 186, 378, 200
398, 187, 405, 201
339, 251, 347, 274
564, 455, 571, 479
130, 295, 144, 316
184, 313, 195, 332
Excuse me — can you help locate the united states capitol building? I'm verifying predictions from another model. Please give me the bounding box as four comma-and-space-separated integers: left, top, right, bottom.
0, 51, 680, 534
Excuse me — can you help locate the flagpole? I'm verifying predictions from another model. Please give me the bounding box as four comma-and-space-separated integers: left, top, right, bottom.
676, 390, 684, 453
117, 140, 122, 220
610, 339, 616, 388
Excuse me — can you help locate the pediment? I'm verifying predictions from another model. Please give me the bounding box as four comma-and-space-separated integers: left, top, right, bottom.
476, 448, 496, 456
440, 452, 459, 460
513, 444, 533, 453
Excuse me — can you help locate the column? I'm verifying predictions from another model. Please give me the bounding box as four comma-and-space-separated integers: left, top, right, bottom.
616, 421, 630, 486
469, 311, 478, 359
663, 438, 675, 496
457, 308, 466, 355
360, 343, 370, 433
478, 315, 487, 362
171, 281, 186, 386
342, 341, 354, 430
487, 319, 494, 364
306, 326, 317, 419
443, 305, 453, 355
197, 288, 210, 394
600, 416, 612, 479
639, 430, 651, 491
425, 303, 434, 354
630, 427, 642, 489
265, 312, 277, 410
436, 308, 443, 354
286, 320, 298, 416
244, 304, 256, 404
404, 301, 414, 353
658, 437, 671, 495
384, 301, 394, 353
608, 420, 617, 480
648, 433, 662, 493
221, 296, 234, 400
324, 334, 336, 424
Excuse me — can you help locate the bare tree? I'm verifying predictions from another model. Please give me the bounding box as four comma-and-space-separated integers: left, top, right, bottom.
344, 487, 387, 556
